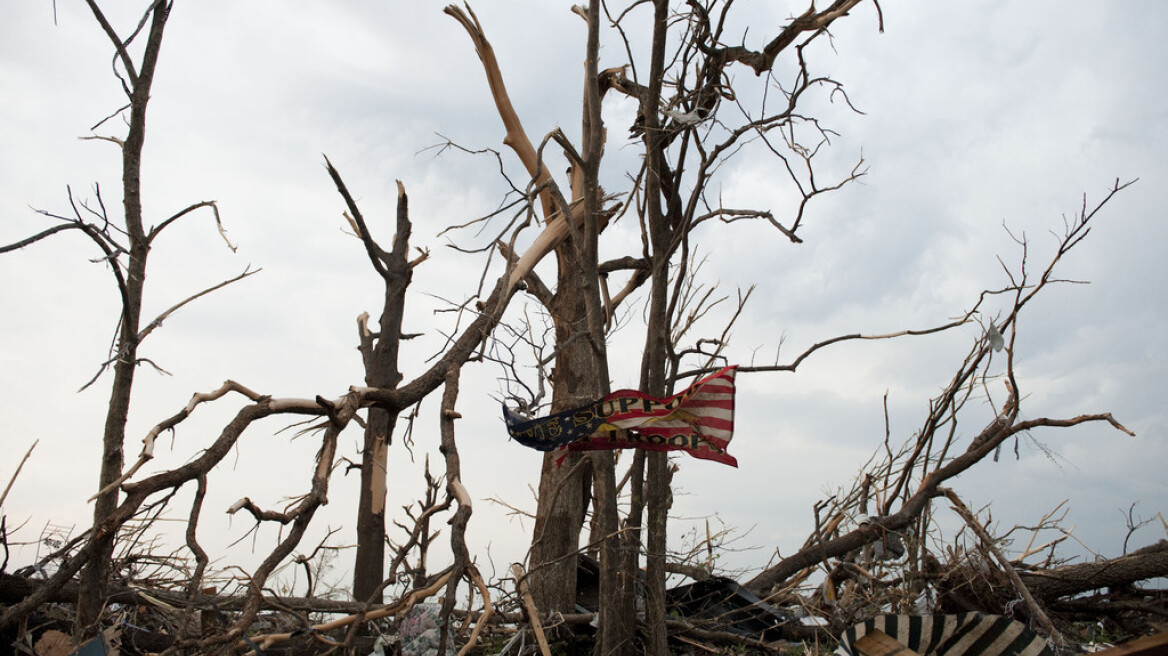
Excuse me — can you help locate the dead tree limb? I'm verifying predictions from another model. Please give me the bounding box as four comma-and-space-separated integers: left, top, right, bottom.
943, 488, 1065, 648
745, 393, 1130, 595
249, 568, 454, 652
705, 0, 878, 76
326, 159, 415, 604
1019, 540, 1168, 602
443, 4, 556, 222
0, 440, 37, 510
511, 563, 553, 656
745, 182, 1135, 597
436, 365, 479, 655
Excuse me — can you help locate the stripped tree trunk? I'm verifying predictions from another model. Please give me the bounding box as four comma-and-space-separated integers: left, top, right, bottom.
528, 262, 599, 613
638, 3, 675, 653
339, 176, 413, 604
77, 0, 171, 634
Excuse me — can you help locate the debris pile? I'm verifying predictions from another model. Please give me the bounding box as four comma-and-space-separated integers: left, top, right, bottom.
2, 529, 1166, 654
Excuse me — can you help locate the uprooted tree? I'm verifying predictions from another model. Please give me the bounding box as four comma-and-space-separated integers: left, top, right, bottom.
1, 1, 1157, 655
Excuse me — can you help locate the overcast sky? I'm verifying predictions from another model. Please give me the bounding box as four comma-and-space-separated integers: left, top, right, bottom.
2, 1, 1166, 593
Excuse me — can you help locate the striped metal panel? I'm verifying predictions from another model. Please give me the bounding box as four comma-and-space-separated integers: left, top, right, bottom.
836, 614, 1053, 656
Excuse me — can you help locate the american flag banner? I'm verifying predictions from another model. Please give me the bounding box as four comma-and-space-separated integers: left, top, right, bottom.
501, 400, 608, 452
502, 366, 738, 467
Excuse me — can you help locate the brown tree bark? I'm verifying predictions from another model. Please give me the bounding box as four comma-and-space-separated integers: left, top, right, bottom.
354, 408, 396, 603
574, 3, 633, 654
76, 0, 171, 634
1020, 540, 1168, 602
445, 5, 616, 624
527, 275, 599, 613
349, 179, 413, 604
637, 3, 676, 653
326, 161, 521, 605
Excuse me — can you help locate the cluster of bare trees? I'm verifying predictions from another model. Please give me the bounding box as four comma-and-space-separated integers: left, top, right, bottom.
1, 1, 1147, 655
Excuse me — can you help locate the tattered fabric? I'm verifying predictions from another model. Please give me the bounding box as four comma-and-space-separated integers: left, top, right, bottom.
502, 365, 738, 467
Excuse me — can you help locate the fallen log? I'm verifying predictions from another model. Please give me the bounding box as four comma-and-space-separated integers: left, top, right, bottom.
1018, 540, 1168, 602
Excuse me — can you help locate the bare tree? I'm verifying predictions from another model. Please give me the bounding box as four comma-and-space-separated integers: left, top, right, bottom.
444, 3, 1140, 654
0, 0, 257, 635
323, 160, 524, 607
327, 165, 422, 605
444, 2, 880, 654
1, 1, 516, 642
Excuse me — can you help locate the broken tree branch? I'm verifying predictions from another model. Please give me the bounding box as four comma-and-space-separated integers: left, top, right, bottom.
0, 440, 37, 510
943, 488, 1065, 648
511, 563, 553, 656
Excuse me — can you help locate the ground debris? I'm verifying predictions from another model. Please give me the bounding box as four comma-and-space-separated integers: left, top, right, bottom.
4, 533, 1168, 655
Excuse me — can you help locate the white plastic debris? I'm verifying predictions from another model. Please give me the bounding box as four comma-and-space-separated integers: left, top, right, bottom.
987, 323, 1005, 352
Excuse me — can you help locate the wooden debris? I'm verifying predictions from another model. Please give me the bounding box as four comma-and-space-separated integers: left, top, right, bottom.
1091, 629, 1168, 656
853, 629, 921, 656
33, 630, 71, 656
511, 563, 552, 656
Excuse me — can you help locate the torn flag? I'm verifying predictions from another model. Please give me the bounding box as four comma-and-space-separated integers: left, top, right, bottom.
502, 365, 738, 467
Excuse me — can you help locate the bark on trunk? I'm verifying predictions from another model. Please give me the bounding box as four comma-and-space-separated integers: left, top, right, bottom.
1020, 540, 1168, 601
529, 201, 610, 620
529, 451, 590, 613
76, 0, 171, 633
528, 275, 597, 612
353, 409, 396, 602
351, 181, 412, 604
637, 3, 675, 654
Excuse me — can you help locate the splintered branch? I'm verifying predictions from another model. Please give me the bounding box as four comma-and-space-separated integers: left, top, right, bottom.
444, 4, 623, 303
324, 155, 389, 277
504, 196, 586, 295
0, 440, 38, 510
147, 199, 236, 251
444, 4, 556, 222
356, 311, 376, 371
711, 0, 874, 76
91, 380, 312, 501
511, 563, 554, 656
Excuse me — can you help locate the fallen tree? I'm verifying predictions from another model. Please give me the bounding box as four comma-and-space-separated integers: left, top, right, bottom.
1020, 540, 1168, 601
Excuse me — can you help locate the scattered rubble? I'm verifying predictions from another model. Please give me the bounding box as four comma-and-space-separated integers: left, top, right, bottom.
3, 531, 1166, 655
